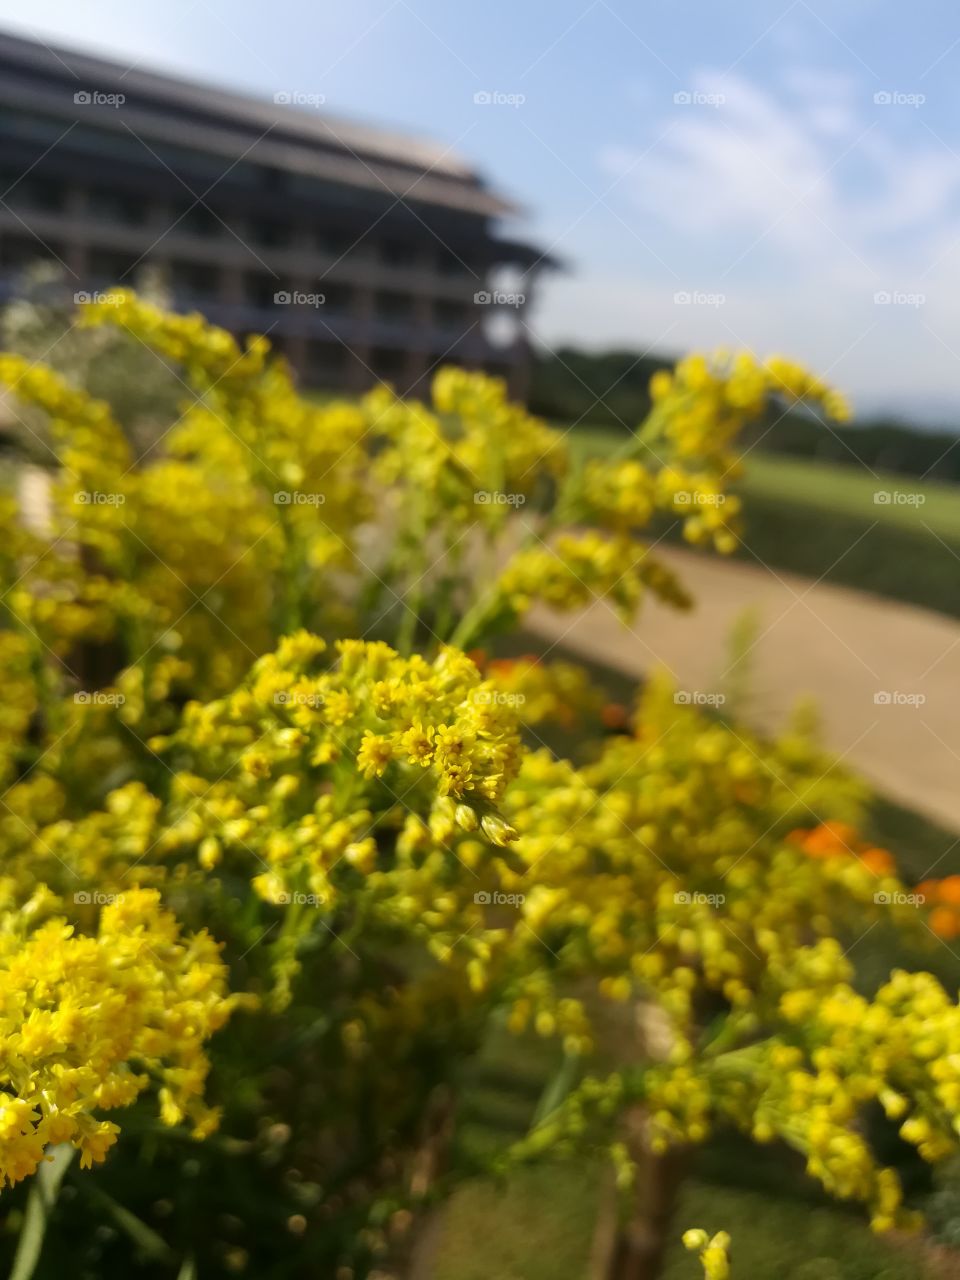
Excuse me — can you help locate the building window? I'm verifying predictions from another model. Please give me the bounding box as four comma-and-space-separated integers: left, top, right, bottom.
375, 290, 413, 321
433, 300, 471, 332
316, 282, 353, 315
88, 247, 138, 283
170, 260, 221, 300
253, 218, 291, 249
245, 272, 284, 308
380, 238, 418, 269
436, 248, 472, 277
316, 228, 358, 258
0, 233, 65, 270
176, 204, 221, 238
370, 346, 406, 383
307, 340, 347, 386
87, 188, 146, 226
2, 174, 64, 214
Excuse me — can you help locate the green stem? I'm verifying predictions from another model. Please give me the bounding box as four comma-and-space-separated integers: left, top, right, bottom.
9, 1144, 75, 1280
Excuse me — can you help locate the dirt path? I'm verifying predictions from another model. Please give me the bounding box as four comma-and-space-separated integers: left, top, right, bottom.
525, 546, 960, 836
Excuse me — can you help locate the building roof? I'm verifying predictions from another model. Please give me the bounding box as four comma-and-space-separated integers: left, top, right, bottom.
0, 28, 518, 217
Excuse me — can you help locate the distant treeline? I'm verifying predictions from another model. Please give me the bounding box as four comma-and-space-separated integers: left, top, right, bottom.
530, 346, 960, 483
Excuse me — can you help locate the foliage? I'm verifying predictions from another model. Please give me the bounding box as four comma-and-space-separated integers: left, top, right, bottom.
0, 290, 956, 1278
533, 344, 960, 483
0, 267, 182, 462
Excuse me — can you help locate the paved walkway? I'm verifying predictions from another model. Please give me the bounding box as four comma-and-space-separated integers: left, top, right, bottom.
526, 546, 960, 835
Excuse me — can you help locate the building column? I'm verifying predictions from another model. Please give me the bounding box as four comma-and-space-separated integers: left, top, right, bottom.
62, 184, 88, 285
347, 287, 375, 392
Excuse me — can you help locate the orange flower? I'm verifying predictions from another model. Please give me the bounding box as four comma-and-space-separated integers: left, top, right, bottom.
860, 848, 896, 876
809, 821, 859, 853
601, 703, 628, 730
929, 906, 960, 940
937, 876, 960, 906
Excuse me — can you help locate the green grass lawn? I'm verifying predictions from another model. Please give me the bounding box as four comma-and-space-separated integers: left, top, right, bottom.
566, 424, 960, 619
740, 453, 960, 542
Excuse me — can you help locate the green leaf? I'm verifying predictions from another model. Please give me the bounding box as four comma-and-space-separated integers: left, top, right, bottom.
9, 1144, 75, 1280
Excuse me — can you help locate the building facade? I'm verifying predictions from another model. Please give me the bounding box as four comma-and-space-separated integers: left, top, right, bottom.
0, 30, 550, 397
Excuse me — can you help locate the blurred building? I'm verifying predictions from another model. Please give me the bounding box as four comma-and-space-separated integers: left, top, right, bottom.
0, 30, 550, 397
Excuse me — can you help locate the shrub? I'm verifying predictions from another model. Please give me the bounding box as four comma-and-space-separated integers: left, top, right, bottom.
0, 292, 952, 1280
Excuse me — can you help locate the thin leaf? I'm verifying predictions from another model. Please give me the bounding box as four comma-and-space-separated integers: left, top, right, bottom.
9, 1144, 75, 1280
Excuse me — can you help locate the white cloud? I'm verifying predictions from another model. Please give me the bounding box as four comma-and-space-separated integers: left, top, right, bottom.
603, 69, 960, 263
552, 67, 960, 410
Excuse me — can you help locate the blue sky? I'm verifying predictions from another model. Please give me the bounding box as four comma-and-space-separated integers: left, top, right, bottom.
2, 0, 960, 418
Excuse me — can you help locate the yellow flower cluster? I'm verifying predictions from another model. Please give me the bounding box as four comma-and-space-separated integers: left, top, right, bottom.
648, 350, 850, 472
497, 532, 692, 621
0, 888, 238, 1186
7, 292, 956, 1267
0, 292, 849, 694
683, 1228, 731, 1280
